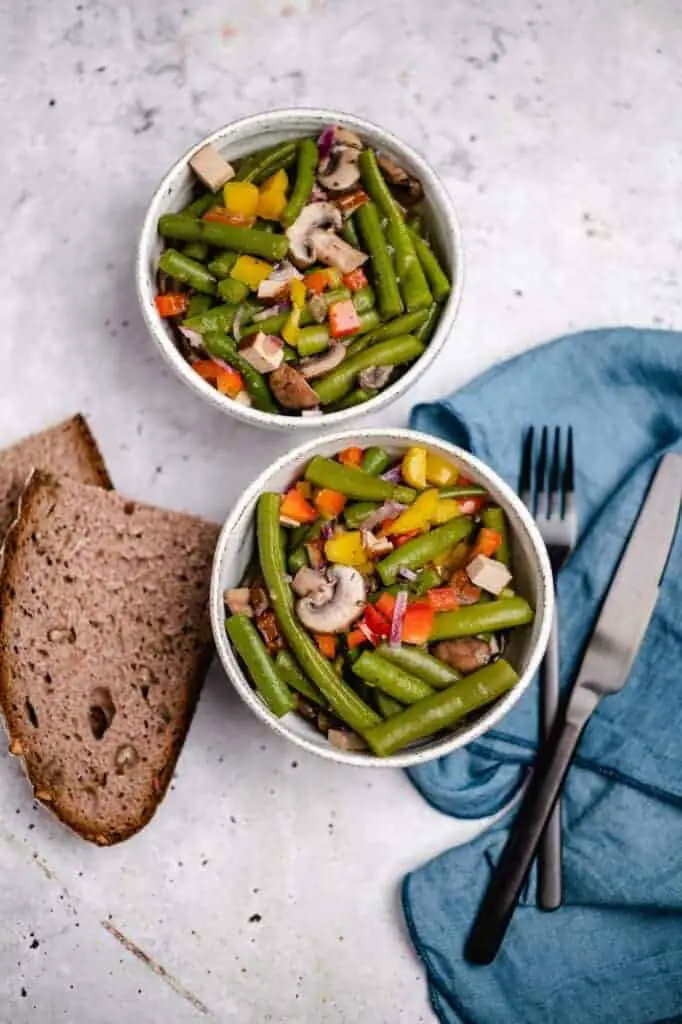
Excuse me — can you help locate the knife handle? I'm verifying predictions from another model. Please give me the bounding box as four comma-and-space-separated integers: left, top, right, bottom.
538, 609, 562, 910
465, 716, 583, 965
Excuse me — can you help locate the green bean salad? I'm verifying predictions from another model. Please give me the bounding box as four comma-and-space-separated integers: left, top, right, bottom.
224, 444, 534, 756
155, 126, 452, 416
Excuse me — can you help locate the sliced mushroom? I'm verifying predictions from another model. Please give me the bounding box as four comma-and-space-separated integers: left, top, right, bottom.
296, 565, 365, 634
250, 585, 270, 616
358, 365, 393, 390
269, 364, 320, 410
310, 230, 368, 274
304, 539, 325, 570
317, 127, 363, 192
256, 609, 284, 653
308, 294, 328, 323
361, 530, 394, 558
336, 188, 370, 219
328, 728, 367, 751
286, 203, 343, 267
257, 260, 303, 300
433, 639, 492, 675
449, 568, 482, 606
299, 343, 347, 380
377, 152, 424, 206
292, 566, 330, 598
224, 587, 253, 617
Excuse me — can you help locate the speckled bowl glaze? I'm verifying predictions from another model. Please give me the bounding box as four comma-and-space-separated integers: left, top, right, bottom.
210, 429, 553, 768
137, 109, 464, 431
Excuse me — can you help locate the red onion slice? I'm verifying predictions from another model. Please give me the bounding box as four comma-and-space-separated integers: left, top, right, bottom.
317, 126, 335, 161
252, 303, 290, 322
389, 590, 408, 647
232, 305, 245, 342
359, 500, 407, 531
380, 465, 403, 484
399, 567, 418, 582
358, 621, 376, 645
320, 522, 335, 539
212, 356, 237, 374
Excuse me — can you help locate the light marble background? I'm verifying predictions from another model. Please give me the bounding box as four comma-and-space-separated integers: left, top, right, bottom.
1, 1, 680, 1021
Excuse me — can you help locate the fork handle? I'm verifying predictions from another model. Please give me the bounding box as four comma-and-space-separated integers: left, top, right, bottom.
538, 606, 562, 910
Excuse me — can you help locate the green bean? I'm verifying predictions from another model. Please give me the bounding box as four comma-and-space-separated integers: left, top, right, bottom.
377, 516, 474, 585
288, 546, 308, 574
281, 138, 318, 227
361, 447, 392, 476
412, 567, 443, 596
353, 651, 434, 704
225, 615, 295, 718
158, 249, 217, 295
481, 506, 510, 566
375, 692, 404, 718
288, 523, 309, 551
158, 214, 288, 261
203, 332, 278, 413
407, 227, 452, 303
258, 493, 381, 733
234, 141, 298, 183
362, 310, 431, 346
181, 303, 234, 334
439, 485, 488, 499
242, 311, 289, 339
352, 286, 376, 313
359, 149, 432, 312
208, 252, 239, 278
375, 644, 460, 689
275, 650, 327, 708
429, 596, 534, 641
252, 145, 298, 185
313, 334, 425, 406
363, 660, 519, 756
344, 501, 379, 528
218, 278, 250, 304
344, 334, 374, 358
183, 240, 210, 261
186, 294, 214, 319
327, 388, 378, 411
355, 200, 404, 319
240, 290, 359, 346
304, 457, 415, 505
341, 216, 361, 248
415, 303, 441, 344
256, 219, 277, 234
296, 310, 380, 358
181, 193, 216, 218
406, 213, 424, 235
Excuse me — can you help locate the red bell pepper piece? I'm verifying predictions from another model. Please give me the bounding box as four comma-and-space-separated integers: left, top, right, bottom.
155, 293, 189, 317
342, 268, 368, 292
401, 601, 434, 645
362, 603, 391, 640
427, 587, 459, 612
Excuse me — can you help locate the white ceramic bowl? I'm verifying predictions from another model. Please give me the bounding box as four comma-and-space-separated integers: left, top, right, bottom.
210, 429, 553, 767
136, 109, 464, 431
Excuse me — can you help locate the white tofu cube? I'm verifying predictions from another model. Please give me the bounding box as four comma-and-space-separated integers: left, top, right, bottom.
465, 555, 512, 596
189, 144, 235, 191
238, 332, 284, 374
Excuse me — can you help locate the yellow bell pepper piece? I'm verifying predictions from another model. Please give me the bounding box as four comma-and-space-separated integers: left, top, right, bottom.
324, 532, 366, 567
282, 306, 301, 346
386, 489, 439, 535
401, 446, 427, 489
223, 181, 259, 216
260, 169, 289, 194
230, 255, 273, 290
290, 278, 306, 309
425, 452, 459, 487
432, 498, 462, 524
256, 189, 287, 221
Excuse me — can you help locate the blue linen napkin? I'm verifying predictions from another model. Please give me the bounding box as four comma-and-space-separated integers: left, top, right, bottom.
403, 327, 682, 1024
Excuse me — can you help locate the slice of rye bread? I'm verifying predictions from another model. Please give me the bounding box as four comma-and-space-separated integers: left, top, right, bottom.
0, 415, 112, 541
0, 471, 219, 845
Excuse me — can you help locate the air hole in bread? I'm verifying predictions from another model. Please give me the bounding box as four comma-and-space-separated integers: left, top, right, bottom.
25, 699, 38, 728
89, 687, 116, 740
141, 685, 150, 702
123, 501, 135, 515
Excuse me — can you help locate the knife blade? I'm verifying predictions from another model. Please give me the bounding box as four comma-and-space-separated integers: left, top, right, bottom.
465, 452, 682, 965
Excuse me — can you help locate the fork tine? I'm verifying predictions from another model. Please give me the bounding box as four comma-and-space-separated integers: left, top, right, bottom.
563, 426, 575, 518
535, 426, 549, 517
519, 427, 534, 508
548, 427, 561, 517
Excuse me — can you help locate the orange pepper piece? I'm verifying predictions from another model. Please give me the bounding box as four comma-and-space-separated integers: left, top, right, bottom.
192, 360, 244, 398
280, 488, 318, 524
347, 628, 368, 650
314, 488, 347, 519
374, 592, 397, 620
468, 527, 503, 561
427, 588, 459, 612
401, 602, 434, 645
155, 293, 189, 317
328, 299, 361, 339
342, 268, 368, 291
315, 633, 337, 659
338, 447, 364, 467
203, 207, 256, 227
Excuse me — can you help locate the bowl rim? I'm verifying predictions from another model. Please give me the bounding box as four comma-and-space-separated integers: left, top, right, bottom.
136, 107, 465, 432
210, 427, 554, 767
